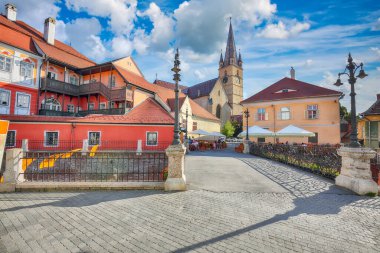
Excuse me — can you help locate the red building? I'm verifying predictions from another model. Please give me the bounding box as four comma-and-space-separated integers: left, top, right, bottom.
0, 3, 216, 150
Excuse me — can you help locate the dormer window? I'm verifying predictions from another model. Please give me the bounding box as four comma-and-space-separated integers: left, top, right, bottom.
282, 89, 288, 93
274, 88, 296, 94
198, 90, 201, 96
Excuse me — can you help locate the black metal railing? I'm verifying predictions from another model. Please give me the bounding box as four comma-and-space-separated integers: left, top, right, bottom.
41, 78, 127, 101
77, 108, 126, 116
20, 151, 168, 182
39, 108, 76, 116
250, 143, 341, 179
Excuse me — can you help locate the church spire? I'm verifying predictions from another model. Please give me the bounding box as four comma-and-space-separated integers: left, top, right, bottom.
224, 17, 238, 67
219, 49, 224, 68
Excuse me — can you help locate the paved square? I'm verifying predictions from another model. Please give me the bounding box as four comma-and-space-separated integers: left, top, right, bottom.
1, 152, 379, 252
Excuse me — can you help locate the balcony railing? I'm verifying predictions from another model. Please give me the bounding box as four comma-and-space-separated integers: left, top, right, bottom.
41, 78, 128, 101
39, 108, 126, 117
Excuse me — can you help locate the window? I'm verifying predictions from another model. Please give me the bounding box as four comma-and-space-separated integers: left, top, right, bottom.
109, 75, 115, 87
280, 107, 290, 120
16, 93, 30, 108
69, 76, 78, 85
258, 108, 266, 121
88, 103, 95, 110
20, 61, 33, 79
146, 132, 158, 146
42, 98, 61, 111
110, 102, 115, 108
0, 55, 12, 72
192, 121, 198, 131
99, 103, 106, 109
45, 131, 59, 147
216, 104, 221, 119
0, 89, 10, 106
6, 130, 16, 147
88, 132, 101, 146
258, 137, 266, 143
47, 71, 56, 80
308, 132, 318, 144
67, 104, 75, 113
307, 105, 319, 119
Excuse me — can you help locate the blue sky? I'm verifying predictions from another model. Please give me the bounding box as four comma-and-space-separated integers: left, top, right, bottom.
3, 0, 380, 113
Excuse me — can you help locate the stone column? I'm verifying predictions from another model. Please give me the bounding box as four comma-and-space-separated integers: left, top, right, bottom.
336, 147, 378, 195
165, 144, 186, 191
22, 139, 28, 152
0, 148, 23, 192
243, 140, 250, 154
82, 139, 88, 156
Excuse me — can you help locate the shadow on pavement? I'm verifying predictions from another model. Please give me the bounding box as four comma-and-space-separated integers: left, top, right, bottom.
172, 185, 363, 253
0, 190, 162, 212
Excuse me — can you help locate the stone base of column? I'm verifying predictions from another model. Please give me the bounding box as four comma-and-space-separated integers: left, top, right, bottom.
336, 147, 378, 196
243, 140, 250, 154
164, 144, 187, 191
0, 183, 15, 193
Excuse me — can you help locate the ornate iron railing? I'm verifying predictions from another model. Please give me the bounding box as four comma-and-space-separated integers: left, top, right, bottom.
249, 143, 341, 179
20, 151, 168, 182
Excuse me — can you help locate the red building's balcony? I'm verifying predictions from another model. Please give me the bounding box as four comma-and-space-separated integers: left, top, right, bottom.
39, 107, 126, 117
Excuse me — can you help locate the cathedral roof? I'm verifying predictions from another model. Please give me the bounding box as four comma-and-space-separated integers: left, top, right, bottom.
224, 19, 238, 67
153, 79, 188, 91
183, 78, 218, 99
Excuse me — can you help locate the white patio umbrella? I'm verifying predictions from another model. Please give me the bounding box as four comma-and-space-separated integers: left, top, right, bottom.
275, 125, 315, 137
210, 132, 226, 137
238, 125, 275, 137
189, 129, 211, 135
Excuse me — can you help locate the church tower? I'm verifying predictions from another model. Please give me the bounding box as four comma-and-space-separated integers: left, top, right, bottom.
219, 19, 243, 116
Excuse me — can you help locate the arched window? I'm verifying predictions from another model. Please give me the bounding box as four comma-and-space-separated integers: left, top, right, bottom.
216, 104, 221, 119
42, 97, 61, 111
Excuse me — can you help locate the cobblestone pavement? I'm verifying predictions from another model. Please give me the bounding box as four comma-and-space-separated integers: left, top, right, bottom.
1, 153, 380, 253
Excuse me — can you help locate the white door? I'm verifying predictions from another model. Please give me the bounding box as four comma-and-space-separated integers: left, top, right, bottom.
0, 89, 10, 114
15, 92, 31, 115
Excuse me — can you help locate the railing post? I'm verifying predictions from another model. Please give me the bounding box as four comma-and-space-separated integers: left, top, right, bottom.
82, 139, 88, 156
165, 144, 186, 191
0, 148, 23, 192
136, 140, 142, 155
22, 139, 28, 152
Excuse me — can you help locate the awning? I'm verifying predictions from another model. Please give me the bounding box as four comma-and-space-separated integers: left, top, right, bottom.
275, 125, 315, 137
189, 129, 211, 135
238, 126, 275, 137
209, 132, 226, 137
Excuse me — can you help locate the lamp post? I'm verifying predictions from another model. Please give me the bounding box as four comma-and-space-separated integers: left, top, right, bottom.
171, 48, 181, 145
185, 107, 188, 140
243, 108, 250, 141
334, 53, 368, 148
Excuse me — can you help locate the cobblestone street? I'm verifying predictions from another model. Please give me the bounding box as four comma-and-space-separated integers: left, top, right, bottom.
1, 152, 379, 252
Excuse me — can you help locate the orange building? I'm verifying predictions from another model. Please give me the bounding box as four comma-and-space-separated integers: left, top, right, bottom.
358, 94, 380, 149
241, 70, 343, 145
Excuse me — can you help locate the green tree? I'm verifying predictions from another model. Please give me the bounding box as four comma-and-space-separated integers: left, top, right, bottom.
231, 119, 242, 137
222, 120, 235, 137
340, 104, 351, 123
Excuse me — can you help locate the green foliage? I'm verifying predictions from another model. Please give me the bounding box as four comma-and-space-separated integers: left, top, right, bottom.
340, 104, 351, 123
222, 120, 235, 137
231, 119, 242, 137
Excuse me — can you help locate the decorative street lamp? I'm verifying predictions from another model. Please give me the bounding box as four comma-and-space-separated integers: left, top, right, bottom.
185, 107, 188, 140
334, 53, 368, 148
171, 48, 181, 145
243, 108, 250, 141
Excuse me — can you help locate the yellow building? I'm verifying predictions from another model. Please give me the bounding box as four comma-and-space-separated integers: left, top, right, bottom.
241, 71, 342, 144
358, 94, 380, 149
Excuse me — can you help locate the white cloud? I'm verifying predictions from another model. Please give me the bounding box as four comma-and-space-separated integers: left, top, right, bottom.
110, 36, 133, 57
370, 47, 380, 58
139, 3, 175, 51
174, 0, 277, 53
65, 0, 137, 36
0, 0, 60, 31
257, 20, 311, 39
371, 17, 380, 31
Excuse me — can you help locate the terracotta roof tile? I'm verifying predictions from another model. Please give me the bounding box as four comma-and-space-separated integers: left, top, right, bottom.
153, 79, 188, 91
242, 77, 342, 104
114, 65, 157, 93
0, 25, 38, 54
167, 97, 187, 112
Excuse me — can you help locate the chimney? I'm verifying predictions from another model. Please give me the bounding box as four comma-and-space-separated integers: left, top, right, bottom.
290, 67, 295, 79
5, 3, 17, 21
377, 94, 380, 100
44, 17, 56, 45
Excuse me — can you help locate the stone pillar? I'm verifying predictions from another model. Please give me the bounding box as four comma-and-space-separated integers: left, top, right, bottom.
165, 144, 186, 191
136, 140, 142, 155
336, 147, 378, 195
243, 140, 250, 154
22, 139, 28, 152
0, 148, 23, 192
